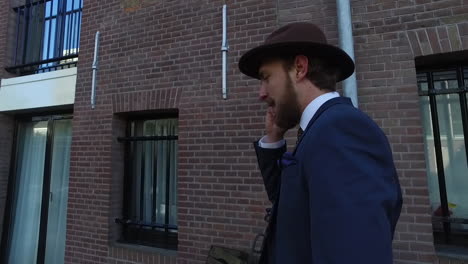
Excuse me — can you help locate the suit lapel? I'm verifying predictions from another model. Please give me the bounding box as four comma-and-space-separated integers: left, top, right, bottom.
294, 97, 353, 153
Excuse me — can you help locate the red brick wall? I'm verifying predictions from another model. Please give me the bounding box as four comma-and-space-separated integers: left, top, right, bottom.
2, 0, 24, 78
278, 0, 339, 40
67, 0, 277, 263
0, 0, 14, 245
0, 0, 10, 77
37, 0, 468, 264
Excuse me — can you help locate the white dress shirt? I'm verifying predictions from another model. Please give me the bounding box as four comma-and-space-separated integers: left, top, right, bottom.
258, 92, 340, 148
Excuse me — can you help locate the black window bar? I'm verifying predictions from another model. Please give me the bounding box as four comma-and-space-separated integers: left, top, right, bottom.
115, 122, 178, 250
418, 65, 468, 246
6, 0, 82, 76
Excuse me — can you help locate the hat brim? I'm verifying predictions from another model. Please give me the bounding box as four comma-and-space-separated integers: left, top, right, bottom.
238, 42, 355, 82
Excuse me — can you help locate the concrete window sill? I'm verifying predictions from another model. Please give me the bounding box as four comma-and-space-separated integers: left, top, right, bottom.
436, 245, 468, 261
110, 241, 178, 257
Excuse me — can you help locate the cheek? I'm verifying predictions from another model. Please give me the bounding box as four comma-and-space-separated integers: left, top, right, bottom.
270, 83, 283, 99
276, 88, 288, 104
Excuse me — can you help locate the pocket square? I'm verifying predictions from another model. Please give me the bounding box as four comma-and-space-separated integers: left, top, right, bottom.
278, 151, 297, 168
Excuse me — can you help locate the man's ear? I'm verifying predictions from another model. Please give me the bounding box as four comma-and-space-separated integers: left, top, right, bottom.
294, 55, 309, 81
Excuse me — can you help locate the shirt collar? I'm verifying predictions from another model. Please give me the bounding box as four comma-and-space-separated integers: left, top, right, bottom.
299, 92, 340, 130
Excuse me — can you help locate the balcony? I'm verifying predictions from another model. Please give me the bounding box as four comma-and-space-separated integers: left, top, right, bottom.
0, 0, 82, 112
6, 0, 83, 76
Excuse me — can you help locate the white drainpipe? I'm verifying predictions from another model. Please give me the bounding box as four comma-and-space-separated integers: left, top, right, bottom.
91, 31, 100, 109
221, 4, 229, 99
336, 0, 358, 107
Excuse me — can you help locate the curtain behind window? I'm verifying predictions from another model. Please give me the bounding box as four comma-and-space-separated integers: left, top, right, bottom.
130, 119, 178, 228
7, 121, 47, 263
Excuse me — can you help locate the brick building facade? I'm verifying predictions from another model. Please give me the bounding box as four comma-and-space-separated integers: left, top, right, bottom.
0, 0, 468, 263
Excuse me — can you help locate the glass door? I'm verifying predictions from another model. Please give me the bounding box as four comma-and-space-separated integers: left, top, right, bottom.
45, 119, 72, 263
1, 116, 72, 264
5, 120, 48, 263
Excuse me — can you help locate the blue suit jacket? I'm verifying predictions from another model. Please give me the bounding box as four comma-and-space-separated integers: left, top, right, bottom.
254, 97, 402, 264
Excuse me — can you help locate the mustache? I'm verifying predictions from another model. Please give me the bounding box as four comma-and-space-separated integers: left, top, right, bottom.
264, 98, 275, 107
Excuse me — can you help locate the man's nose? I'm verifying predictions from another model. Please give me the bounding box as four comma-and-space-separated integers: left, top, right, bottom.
259, 82, 268, 101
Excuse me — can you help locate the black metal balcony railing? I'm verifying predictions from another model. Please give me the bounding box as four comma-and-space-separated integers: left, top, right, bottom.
6, 0, 82, 75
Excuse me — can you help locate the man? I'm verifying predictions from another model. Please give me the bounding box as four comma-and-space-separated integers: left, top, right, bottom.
238, 22, 402, 263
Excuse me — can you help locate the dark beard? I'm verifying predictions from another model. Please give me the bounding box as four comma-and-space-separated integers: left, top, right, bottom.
275, 75, 301, 129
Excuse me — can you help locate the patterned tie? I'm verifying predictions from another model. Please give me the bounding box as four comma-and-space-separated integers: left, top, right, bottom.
296, 127, 304, 145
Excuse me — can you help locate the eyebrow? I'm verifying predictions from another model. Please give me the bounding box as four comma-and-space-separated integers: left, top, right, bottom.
258, 69, 267, 80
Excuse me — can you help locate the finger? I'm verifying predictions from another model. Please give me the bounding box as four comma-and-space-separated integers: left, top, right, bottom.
267, 106, 276, 117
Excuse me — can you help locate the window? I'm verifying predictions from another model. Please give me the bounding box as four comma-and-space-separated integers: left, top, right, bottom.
0, 115, 72, 263
116, 118, 178, 250
6, 0, 83, 75
417, 65, 468, 246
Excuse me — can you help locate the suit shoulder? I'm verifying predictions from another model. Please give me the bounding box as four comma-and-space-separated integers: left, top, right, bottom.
319, 102, 373, 125
312, 102, 388, 141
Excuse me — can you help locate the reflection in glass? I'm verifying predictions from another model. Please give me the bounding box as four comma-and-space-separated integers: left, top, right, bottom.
45, 120, 72, 264
420, 96, 440, 213
417, 73, 429, 92
433, 70, 458, 90
464, 67, 468, 88
419, 68, 468, 230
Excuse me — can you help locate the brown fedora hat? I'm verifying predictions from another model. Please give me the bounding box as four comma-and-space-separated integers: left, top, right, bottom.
238, 22, 355, 82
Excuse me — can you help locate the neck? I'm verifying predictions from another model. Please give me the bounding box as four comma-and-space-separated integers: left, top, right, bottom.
297, 84, 329, 113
